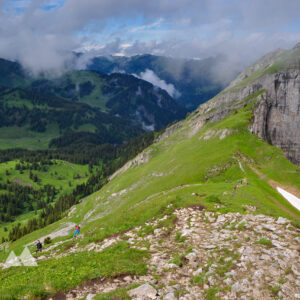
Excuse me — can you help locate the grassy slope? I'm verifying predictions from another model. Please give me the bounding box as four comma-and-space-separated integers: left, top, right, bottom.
67, 71, 108, 111
0, 90, 60, 149
232, 47, 300, 90
0, 71, 141, 150
0, 242, 148, 298
0, 125, 61, 150
0, 69, 175, 150
0, 89, 299, 297
0, 160, 89, 241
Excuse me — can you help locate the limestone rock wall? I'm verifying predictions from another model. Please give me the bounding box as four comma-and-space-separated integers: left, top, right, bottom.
252, 70, 300, 165
188, 68, 300, 166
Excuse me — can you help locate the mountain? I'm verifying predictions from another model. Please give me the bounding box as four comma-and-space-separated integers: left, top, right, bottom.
0, 84, 143, 150
30, 71, 186, 131
0, 58, 29, 88
210, 42, 300, 165
1, 44, 300, 299
86, 54, 237, 110
0, 58, 185, 149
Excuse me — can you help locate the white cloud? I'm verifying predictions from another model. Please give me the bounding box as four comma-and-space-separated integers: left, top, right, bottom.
0, 0, 299, 75
134, 69, 181, 98
129, 18, 164, 33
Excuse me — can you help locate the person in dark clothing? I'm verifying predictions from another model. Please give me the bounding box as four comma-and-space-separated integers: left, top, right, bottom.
36, 240, 42, 253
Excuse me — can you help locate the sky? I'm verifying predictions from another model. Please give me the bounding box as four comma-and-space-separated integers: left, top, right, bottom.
0, 0, 300, 74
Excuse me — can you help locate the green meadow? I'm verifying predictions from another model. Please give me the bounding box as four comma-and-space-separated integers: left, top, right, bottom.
0, 159, 89, 241
0, 88, 299, 298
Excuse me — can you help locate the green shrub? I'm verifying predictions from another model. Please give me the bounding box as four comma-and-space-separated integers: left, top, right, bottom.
254, 238, 272, 247
175, 232, 186, 243
44, 237, 52, 245
207, 195, 222, 204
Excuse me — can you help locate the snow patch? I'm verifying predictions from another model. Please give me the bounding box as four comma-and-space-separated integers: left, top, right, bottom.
277, 187, 300, 211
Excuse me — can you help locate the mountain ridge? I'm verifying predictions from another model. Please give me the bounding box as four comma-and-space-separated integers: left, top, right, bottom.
86, 54, 236, 110
0, 43, 300, 299
187, 43, 300, 165
0, 59, 186, 150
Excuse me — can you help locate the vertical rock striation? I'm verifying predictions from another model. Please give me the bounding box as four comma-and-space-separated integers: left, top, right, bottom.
187, 43, 300, 166
252, 70, 300, 165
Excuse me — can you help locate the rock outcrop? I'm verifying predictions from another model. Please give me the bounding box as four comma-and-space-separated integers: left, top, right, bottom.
252, 70, 300, 165
61, 206, 300, 300
186, 43, 300, 166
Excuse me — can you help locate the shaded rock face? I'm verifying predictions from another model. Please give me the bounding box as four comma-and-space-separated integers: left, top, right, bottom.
252, 70, 300, 165
185, 68, 300, 166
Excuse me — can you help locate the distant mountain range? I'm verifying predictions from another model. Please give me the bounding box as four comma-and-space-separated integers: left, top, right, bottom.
0, 53, 240, 150
86, 54, 238, 110
0, 58, 185, 150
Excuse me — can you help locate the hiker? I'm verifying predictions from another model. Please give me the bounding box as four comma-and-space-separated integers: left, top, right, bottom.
36, 240, 42, 253
74, 224, 80, 238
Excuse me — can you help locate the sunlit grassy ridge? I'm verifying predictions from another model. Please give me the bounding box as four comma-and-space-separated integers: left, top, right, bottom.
0, 90, 299, 298
231, 47, 300, 90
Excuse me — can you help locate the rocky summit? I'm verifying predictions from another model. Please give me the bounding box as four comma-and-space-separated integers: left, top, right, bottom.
43, 205, 300, 300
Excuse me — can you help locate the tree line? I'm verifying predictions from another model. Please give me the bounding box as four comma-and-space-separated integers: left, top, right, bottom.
2, 131, 155, 242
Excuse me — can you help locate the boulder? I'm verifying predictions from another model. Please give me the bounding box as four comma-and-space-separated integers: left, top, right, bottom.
292, 264, 300, 276
193, 267, 203, 276
276, 217, 289, 225
224, 277, 232, 285
207, 276, 217, 286
164, 292, 176, 300
166, 263, 179, 269
231, 282, 242, 293
216, 215, 226, 223
263, 224, 276, 231
123, 276, 132, 282
202, 245, 216, 249
186, 252, 197, 262
128, 284, 158, 300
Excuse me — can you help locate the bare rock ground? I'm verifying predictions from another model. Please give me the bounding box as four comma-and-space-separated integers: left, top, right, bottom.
54, 206, 300, 300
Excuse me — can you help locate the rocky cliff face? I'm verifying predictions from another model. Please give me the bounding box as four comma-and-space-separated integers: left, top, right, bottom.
181, 44, 300, 166
252, 70, 300, 165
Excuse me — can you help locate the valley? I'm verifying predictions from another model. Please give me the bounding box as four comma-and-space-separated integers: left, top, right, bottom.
0, 41, 300, 300
86, 54, 235, 111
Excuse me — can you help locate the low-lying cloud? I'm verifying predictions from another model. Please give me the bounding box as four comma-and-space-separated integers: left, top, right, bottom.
0, 0, 300, 77
135, 69, 181, 98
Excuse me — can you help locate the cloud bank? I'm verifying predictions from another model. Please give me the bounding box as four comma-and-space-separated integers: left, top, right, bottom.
0, 0, 299, 75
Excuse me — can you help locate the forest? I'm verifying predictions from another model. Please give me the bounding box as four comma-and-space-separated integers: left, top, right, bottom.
0, 131, 156, 242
